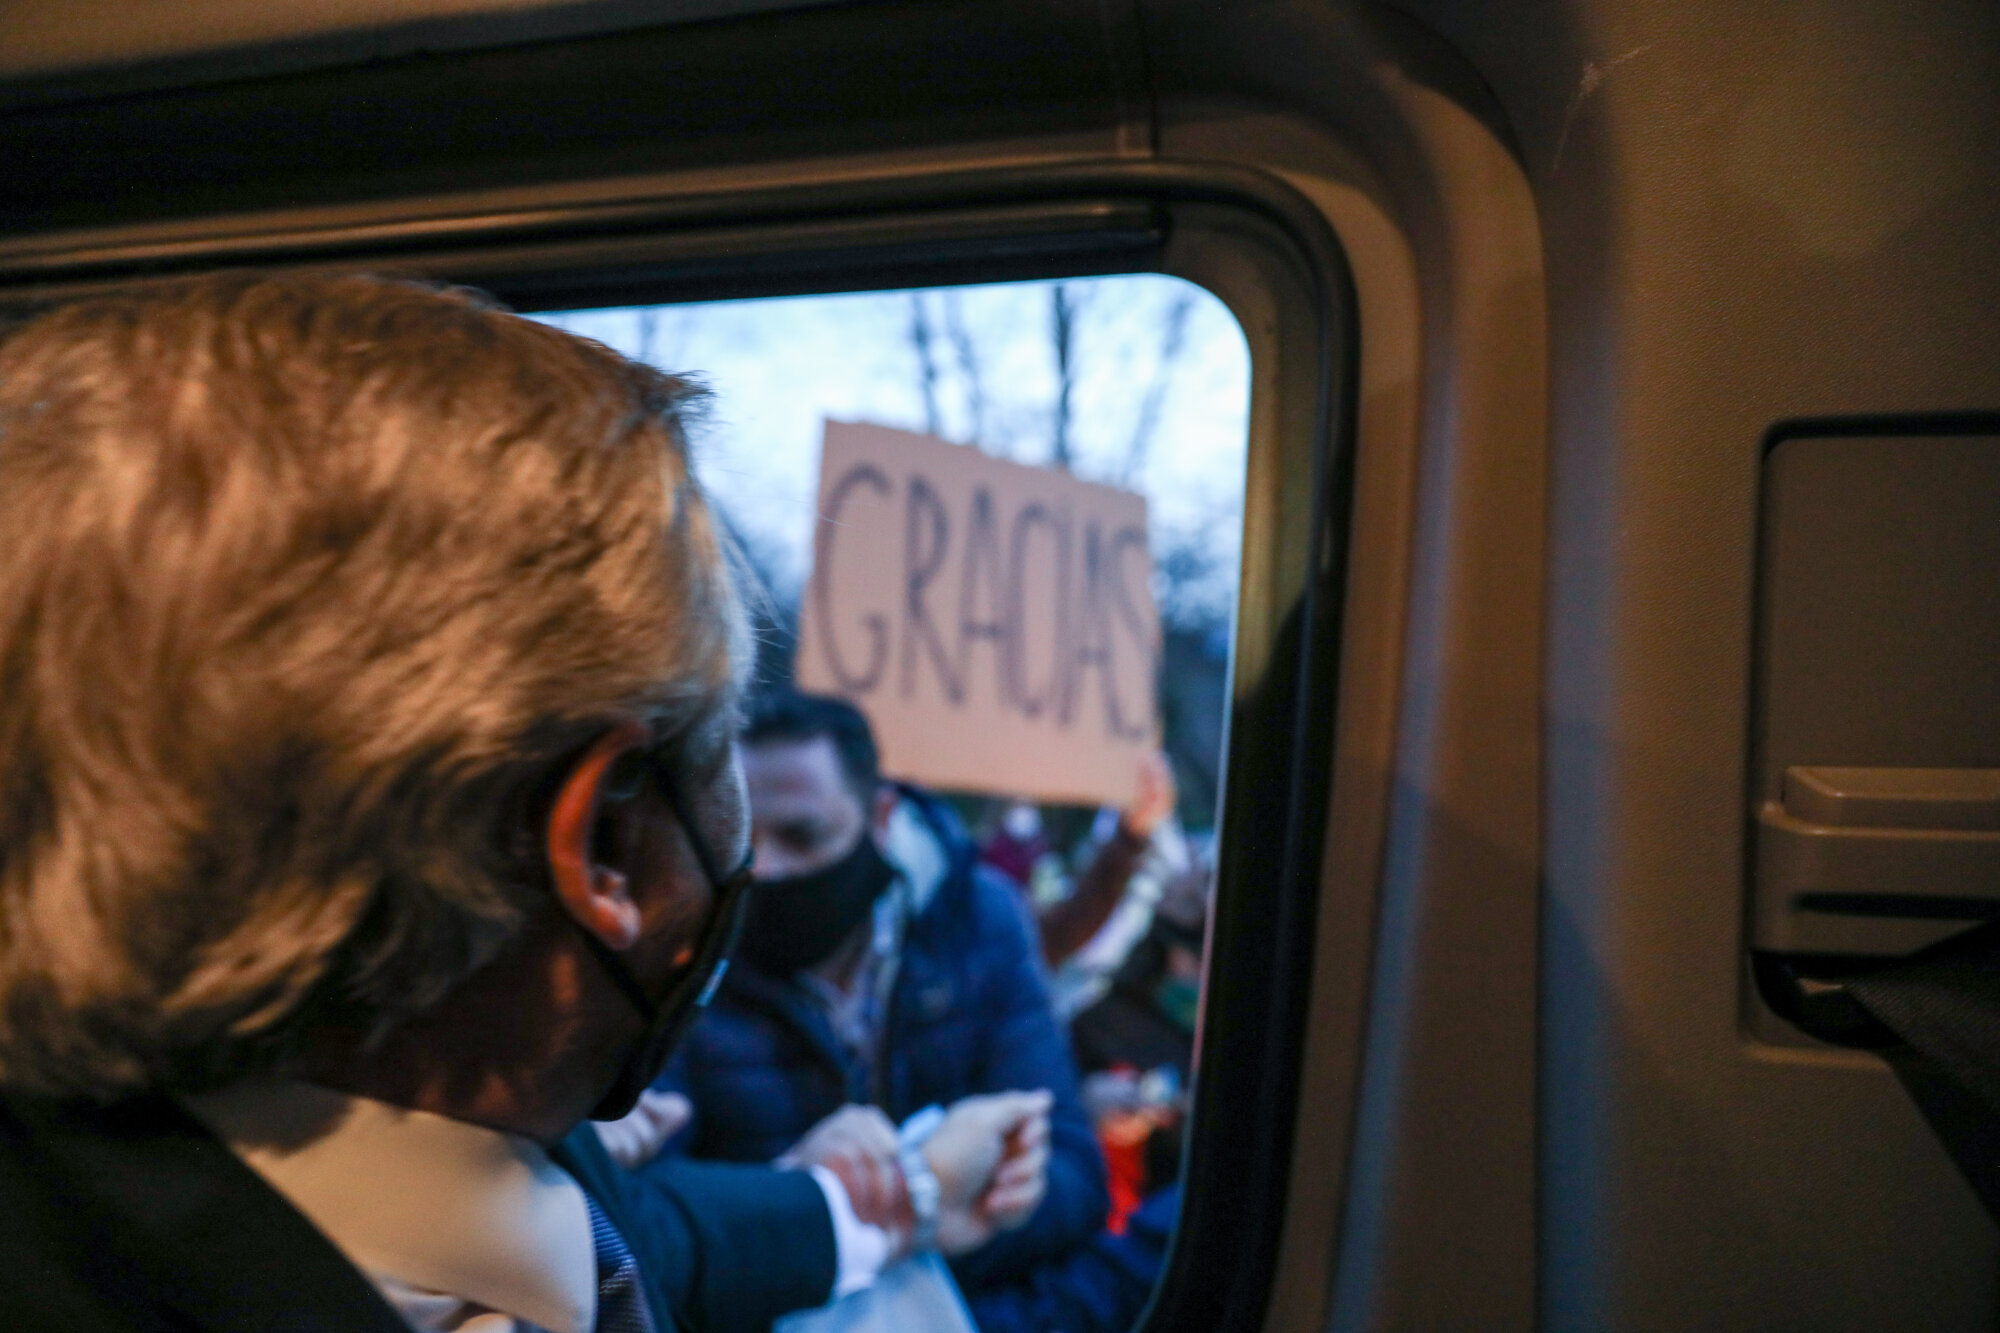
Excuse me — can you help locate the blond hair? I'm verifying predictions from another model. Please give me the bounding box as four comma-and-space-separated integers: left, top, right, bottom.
0, 272, 746, 1097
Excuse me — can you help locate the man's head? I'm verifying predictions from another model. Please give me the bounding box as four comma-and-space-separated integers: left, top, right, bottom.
739, 690, 890, 878
0, 272, 750, 1108
733, 690, 897, 975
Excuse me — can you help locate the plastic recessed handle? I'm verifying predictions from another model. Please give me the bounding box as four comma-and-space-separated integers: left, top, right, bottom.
1784, 766, 2000, 832
1752, 767, 2000, 956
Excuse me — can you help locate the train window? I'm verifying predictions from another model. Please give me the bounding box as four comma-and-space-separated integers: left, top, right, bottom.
535, 275, 1249, 1328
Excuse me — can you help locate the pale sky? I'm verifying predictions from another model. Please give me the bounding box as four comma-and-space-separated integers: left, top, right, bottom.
533, 274, 1251, 616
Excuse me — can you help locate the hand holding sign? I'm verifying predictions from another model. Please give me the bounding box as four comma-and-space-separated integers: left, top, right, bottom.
1120, 751, 1178, 841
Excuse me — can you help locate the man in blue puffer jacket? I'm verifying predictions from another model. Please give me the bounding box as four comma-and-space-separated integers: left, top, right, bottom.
638, 689, 1108, 1309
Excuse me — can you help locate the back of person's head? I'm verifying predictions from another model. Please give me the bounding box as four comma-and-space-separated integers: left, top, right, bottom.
0, 271, 748, 1099
741, 689, 880, 804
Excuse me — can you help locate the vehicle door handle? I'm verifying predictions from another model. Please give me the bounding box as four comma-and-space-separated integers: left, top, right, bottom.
1751, 766, 2000, 957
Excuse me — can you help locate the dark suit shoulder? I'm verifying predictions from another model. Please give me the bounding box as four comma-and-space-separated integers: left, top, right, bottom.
562, 1124, 837, 1333
0, 1091, 408, 1333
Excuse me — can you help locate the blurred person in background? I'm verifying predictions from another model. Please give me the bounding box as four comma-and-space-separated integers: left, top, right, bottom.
978, 759, 1180, 972
966, 850, 1213, 1333
1071, 849, 1212, 1228
978, 803, 1053, 895
1021, 755, 1185, 1023
1069, 847, 1211, 1088
641, 689, 1109, 1325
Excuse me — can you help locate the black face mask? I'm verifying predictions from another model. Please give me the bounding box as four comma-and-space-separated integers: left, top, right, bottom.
735, 833, 895, 976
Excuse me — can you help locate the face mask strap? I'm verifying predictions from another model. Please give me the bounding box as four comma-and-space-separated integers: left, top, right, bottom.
573, 921, 662, 1021
581, 757, 752, 1022
563, 737, 757, 1119
642, 764, 755, 1012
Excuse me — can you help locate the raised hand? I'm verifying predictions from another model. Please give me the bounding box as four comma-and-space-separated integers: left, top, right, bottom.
975, 1101, 1051, 1233
1120, 751, 1177, 840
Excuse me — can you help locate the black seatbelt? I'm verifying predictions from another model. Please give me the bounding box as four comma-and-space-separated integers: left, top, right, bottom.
1832, 922, 2000, 1224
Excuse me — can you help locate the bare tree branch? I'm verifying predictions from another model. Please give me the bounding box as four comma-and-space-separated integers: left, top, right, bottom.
1121, 290, 1196, 484
1049, 284, 1077, 470
942, 290, 986, 449
631, 306, 697, 370
908, 292, 944, 437
635, 307, 662, 365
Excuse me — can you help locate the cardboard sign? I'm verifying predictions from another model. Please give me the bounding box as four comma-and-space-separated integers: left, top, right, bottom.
795, 420, 1159, 808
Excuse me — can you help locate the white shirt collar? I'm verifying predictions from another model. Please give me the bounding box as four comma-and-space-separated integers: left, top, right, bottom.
182, 1080, 597, 1333
881, 795, 948, 915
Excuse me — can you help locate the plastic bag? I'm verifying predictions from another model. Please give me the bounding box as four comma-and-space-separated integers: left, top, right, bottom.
775, 1253, 979, 1333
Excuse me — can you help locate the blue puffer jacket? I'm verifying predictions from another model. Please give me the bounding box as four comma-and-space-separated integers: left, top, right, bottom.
964, 1185, 1180, 1333
644, 786, 1108, 1294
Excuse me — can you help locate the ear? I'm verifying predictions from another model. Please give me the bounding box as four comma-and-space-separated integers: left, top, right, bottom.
547, 722, 650, 950
870, 782, 898, 840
